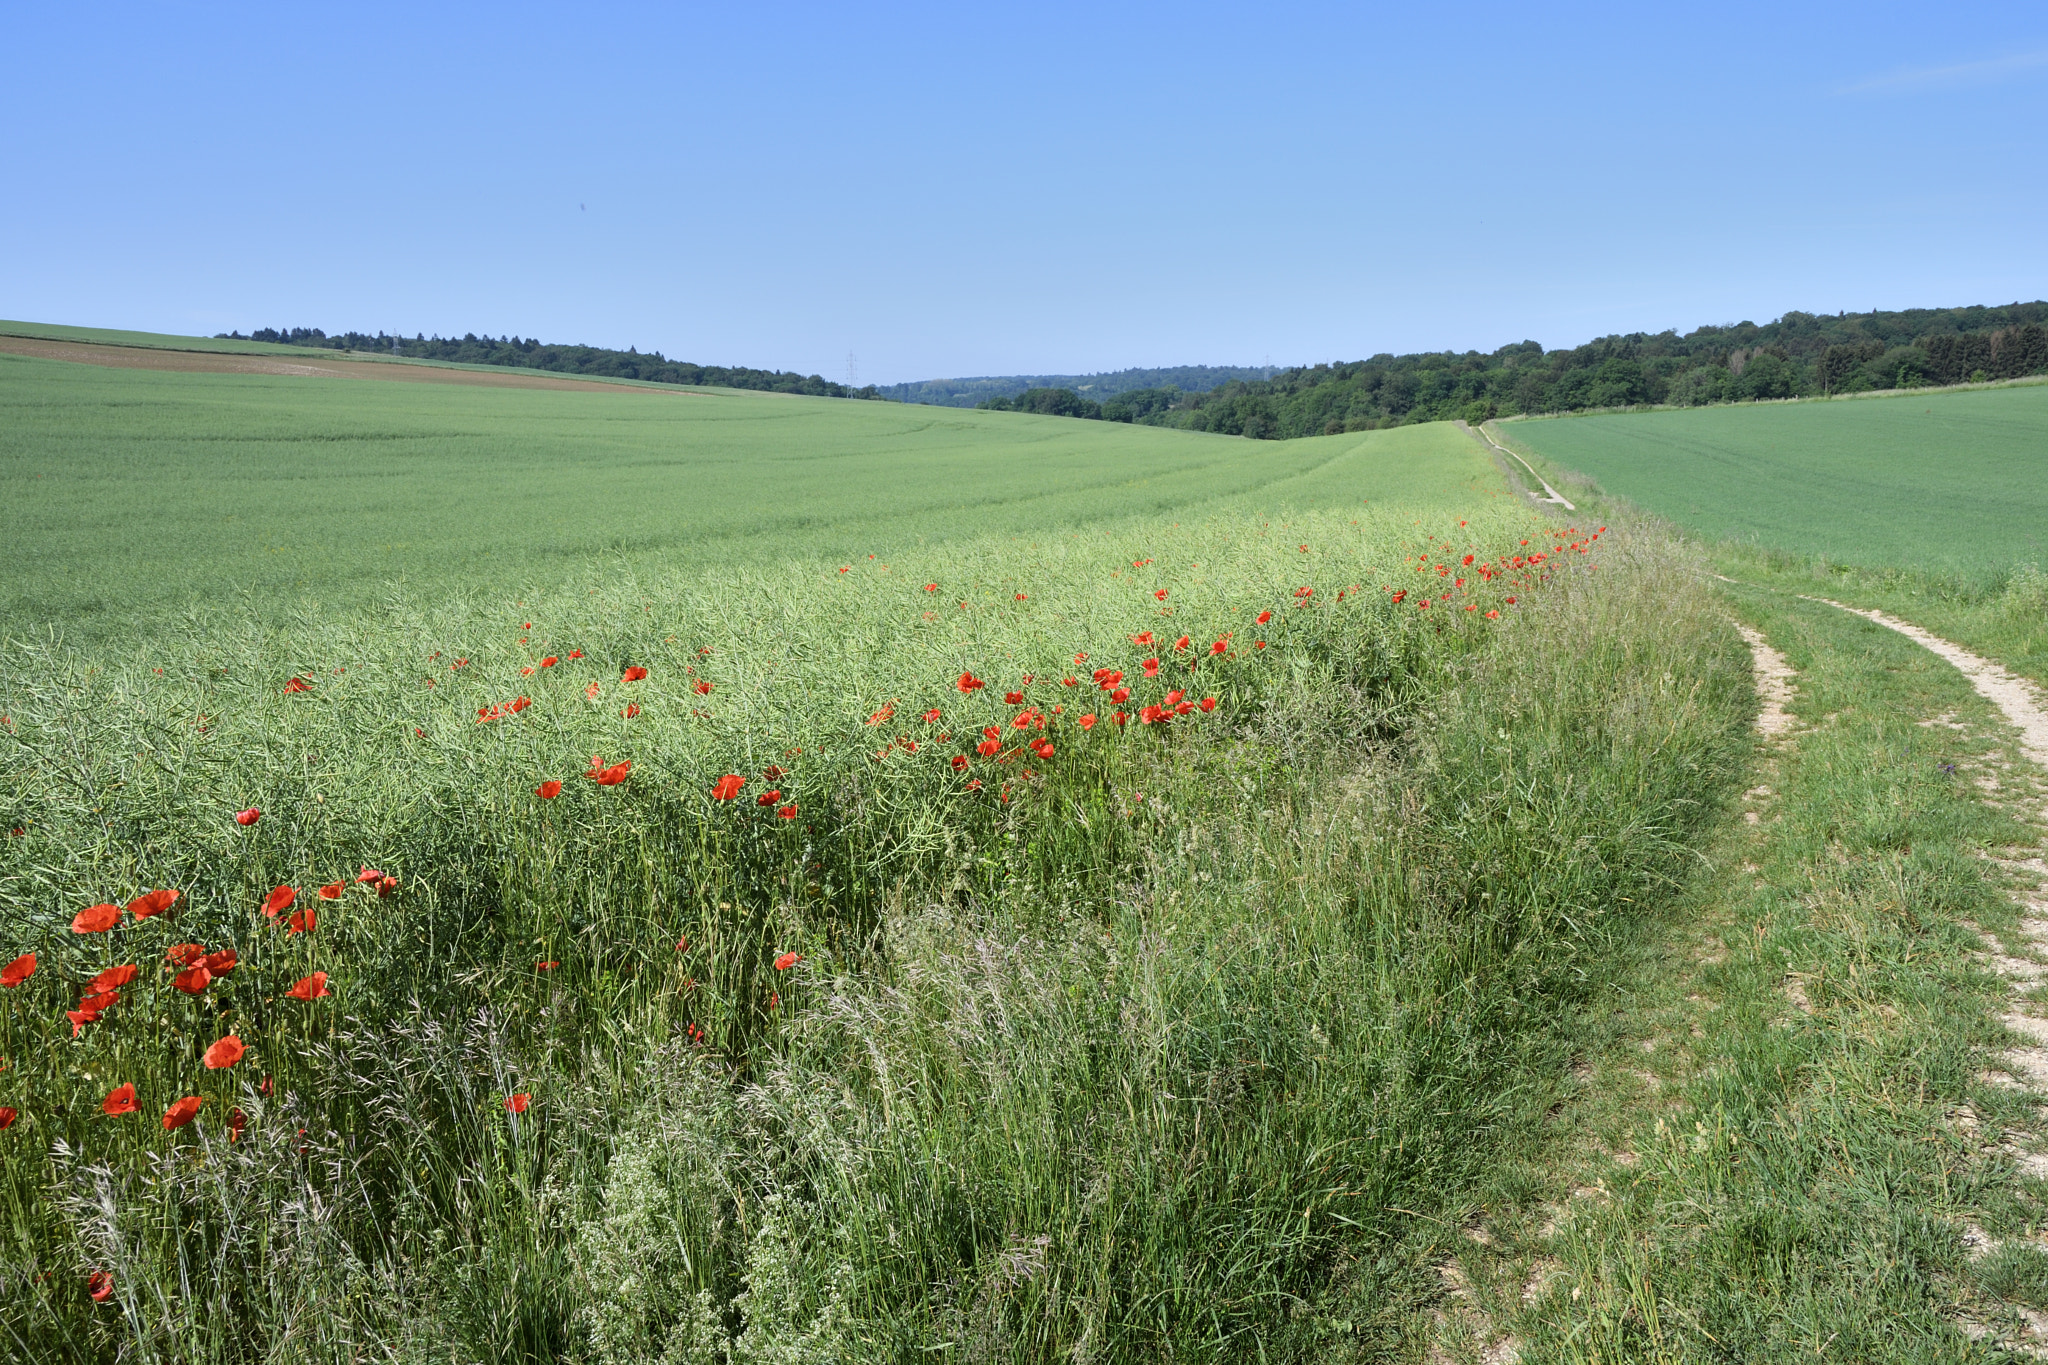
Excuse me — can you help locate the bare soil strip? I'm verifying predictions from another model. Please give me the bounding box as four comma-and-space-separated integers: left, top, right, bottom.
1736, 623, 1799, 737
1456, 420, 1575, 510
0, 335, 687, 395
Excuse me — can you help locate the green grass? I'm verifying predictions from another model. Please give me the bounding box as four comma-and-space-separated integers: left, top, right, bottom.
0, 319, 342, 357
0, 352, 1502, 641
1497, 383, 2048, 579
0, 350, 1748, 1361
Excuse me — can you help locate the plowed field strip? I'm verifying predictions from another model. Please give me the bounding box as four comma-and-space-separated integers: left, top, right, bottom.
0, 335, 688, 395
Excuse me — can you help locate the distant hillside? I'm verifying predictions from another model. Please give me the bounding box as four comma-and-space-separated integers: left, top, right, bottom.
219, 327, 883, 399
880, 364, 1273, 408
962, 302, 2048, 438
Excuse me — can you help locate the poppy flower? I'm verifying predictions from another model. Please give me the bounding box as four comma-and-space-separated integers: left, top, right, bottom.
924, 582, 938, 592
774, 952, 802, 970
203, 1035, 245, 1069
1004, 691, 1024, 705
509, 696, 532, 714
957, 672, 985, 693
536, 779, 563, 799
233, 808, 261, 826
1390, 590, 1407, 604
950, 755, 969, 771
536, 960, 558, 972
166, 942, 206, 967
90, 963, 136, 993
68, 1007, 102, 1036
1486, 610, 1500, 619
378, 877, 398, 898
1033, 741, 1055, 759
1154, 590, 1168, 601
88, 1271, 113, 1302
0, 953, 33, 988
317, 882, 343, 900
1139, 705, 1164, 724
1014, 593, 1027, 601
128, 889, 180, 920
173, 964, 212, 994
202, 948, 237, 975
102, 1084, 138, 1116
568, 649, 583, 659
1078, 714, 1097, 731
261, 886, 296, 919
81, 986, 120, 1010
1505, 597, 1516, 605
506, 1093, 531, 1114
259, 1074, 274, 1098
284, 677, 311, 694
622, 703, 641, 718
162, 1096, 204, 1130
520, 666, 535, 676
1132, 631, 1155, 646
228, 1108, 247, 1142
1173, 635, 1191, 652
287, 907, 316, 935
540, 656, 557, 668
923, 708, 942, 723
712, 774, 745, 801
756, 789, 783, 807
73, 903, 121, 934
622, 666, 648, 682
976, 738, 1001, 757
777, 804, 798, 819
591, 762, 631, 786
1110, 686, 1131, 703
1141, 658, 1160, 677
286, 972, 331, 1000
585, 681, 602, 700
1199, 697, 1217, 712
693, 681, 712, 696
0, 1107, 15, 1130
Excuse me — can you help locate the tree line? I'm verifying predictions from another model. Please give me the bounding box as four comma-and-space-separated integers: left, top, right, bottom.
217, 328, 883, 400
888, 364, 1273, 407
973, 302, 2048, 438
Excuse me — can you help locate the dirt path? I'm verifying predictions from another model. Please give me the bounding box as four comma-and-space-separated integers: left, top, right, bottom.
1735, 624, 1799, 738
1807, 598, 2048, 789
0, 334, 689, 396
1456, 420, 1575, 511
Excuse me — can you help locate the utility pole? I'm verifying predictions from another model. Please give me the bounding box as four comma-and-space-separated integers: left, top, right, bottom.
846, 352, 859, 388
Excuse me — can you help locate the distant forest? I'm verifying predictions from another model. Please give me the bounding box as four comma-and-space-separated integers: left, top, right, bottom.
882, 364, 1273, 408
216, 328, 882, 399
972, 303, 2048, 438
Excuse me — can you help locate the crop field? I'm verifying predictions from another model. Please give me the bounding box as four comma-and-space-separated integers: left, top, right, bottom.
0, 347, 1773, 1362
0, 351, 1505, 641
1499, 381, 2048, 578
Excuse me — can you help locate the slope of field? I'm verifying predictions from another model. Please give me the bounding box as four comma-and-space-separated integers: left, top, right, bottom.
0, 350, 1500, 638
0, 318, 340, 357
1498, 383, 2048, 577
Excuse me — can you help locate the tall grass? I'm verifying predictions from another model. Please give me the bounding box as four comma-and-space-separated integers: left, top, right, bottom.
0, 505, 1748, 1361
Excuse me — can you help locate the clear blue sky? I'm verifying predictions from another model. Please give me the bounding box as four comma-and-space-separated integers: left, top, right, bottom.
3, 3, 2044, 385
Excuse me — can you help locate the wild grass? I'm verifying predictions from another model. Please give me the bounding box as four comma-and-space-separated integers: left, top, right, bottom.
0, 495, 1749, 1361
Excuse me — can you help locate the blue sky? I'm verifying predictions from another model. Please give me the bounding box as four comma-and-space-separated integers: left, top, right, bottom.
3, 2, 2044, 384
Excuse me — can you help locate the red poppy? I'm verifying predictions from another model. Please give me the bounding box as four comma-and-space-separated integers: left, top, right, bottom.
1033, 740, 1055, 759
203, 1035, 246, 1069
128, 889, 180, 920
1078, 714, 1097, 731
102, 1084, 138, 1116
1199, 697, 1217, 712
234, 808, 261, 826
72, 903, 121, 934
950, 754, 969, 771
1141, 658, 1160, 677
693, 681, 712, 695
957, 672, 985, 693
317, 882, 343, 900
287, 907, 316, 935
286, 972, 331, 1000
924, 582, 938, 591
1110, 687, 1130, 703
506, 1093, 531, 1114
81, 986, 120, 1010
173, 964, 212, 994
622, 666, 648, 682
622, 703, 641, 718
520, 666, 535, 676
228, 1108, 247, 1142
1014, 593, 1027, 601
68, 1007, 102, 1036
1139, 705, 1164, 724
88, 1271, 113, 1302
1486, 609, 1500, 619
1505, 597, 1516, 605
774, 952, 802, 970
1004, 690, 1024, 705
166, 942, 205, 967
262, 886, 296, 918
976, 738, 1001, 757
0, 953, 33, 988
1154, 590, 1168, 601
712, 774, 745, 801
162, 1096, 204, 1130
777, 804, 798, 819
259, 1075, 274, 1098
756, 789, 783, 807
202, 948, 237, 975
1173, 635, 1191, 652
540, 656, 558, 668
585, 681, 602, 700
923, 708, 942, 723
590, 761, 631, 786
536, 960, 558, 971
1390, 590, 1407, 604
283, 677, 311, 694
349, 868, 380, 885
0, 1107, 15, 1130
1132, 631, 1154, 646
535, 779, 564, 799
90, 963, 136, 993
568, 649, 584, 659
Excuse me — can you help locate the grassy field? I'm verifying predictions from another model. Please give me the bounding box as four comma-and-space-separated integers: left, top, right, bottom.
0, 320, 341, 357
0, 351, 1763, 1362
0, 351, 1503, 640
1498, 383, 2048, 579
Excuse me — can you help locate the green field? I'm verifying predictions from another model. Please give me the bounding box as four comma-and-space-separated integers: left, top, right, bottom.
1499, 382, 2048, 577
0, 351, 1501, 638
0, 319, 340, 357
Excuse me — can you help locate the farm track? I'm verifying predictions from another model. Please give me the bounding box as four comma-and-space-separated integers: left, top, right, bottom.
1454, 420, 1574, 510
0, 334, 689, 395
